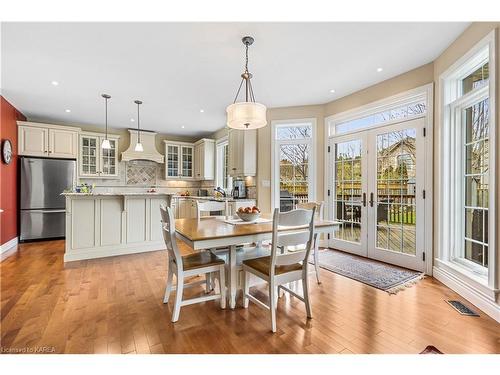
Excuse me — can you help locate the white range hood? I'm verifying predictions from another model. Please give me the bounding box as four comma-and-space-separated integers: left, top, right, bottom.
121, 129, 164, 163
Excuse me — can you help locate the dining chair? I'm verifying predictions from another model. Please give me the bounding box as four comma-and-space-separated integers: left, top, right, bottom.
241, 207, 316, 333
195, 200, 229, 218
195, 200, 230, 290
160, 205, 226, 322
297, 201, 324, 284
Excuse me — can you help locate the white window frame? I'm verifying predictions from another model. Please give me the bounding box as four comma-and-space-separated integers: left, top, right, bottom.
215, 135, 229, 189
324, 83, 434, 275
271, 118, 316, 211
437, 30, 497, 299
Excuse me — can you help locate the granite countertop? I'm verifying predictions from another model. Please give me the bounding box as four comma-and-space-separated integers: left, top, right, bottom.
62, 192, 174, 196
172, 195, 256, 202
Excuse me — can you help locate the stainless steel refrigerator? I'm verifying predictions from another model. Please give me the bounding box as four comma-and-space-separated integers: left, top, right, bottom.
20, 157, 75, 241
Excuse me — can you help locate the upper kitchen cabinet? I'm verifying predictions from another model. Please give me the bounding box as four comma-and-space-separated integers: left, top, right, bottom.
228, 129, 257, 177
79, 132, 120, 178
164, 141, 194, 179
18, 121, 80, 159
194, 138, 215, 180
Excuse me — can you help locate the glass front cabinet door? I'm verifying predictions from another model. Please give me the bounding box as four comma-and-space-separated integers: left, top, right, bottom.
164, 141, 195, 179
79, 133, 120, 178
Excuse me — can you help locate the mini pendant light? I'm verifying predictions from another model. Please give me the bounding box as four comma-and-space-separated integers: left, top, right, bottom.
226, 36, 267, 130
134, 100, 144, 152
101, 94, 111, 149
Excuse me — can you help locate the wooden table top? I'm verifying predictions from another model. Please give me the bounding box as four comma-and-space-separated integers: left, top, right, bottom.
174, 215, 340, 242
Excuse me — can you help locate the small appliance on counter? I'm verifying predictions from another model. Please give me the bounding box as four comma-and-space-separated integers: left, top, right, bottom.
232, 179, 246, 199
198, 189, 209, 197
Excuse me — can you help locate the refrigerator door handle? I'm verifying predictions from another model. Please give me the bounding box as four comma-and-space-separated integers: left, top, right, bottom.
30, 209, 66, 214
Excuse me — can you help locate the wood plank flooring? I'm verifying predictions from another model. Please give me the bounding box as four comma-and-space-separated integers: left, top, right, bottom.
1, 240, 499, 354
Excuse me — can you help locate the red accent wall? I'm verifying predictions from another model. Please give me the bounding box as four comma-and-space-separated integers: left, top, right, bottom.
0, 96, 26, 245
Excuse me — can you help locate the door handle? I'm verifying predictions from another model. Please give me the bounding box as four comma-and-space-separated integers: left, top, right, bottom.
362, 192, 366, 207
369, 192, 374, 207
32, 210, 66, 214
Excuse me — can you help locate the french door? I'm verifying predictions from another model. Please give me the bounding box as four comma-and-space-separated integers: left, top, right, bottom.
329, 117, 426, 271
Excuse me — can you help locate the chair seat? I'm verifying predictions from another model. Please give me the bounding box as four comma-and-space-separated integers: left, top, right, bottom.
180, 251, 225, 271
242, 256, 303, 276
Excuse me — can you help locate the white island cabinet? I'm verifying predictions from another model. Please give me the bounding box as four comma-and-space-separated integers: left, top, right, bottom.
64, 193, 172, 262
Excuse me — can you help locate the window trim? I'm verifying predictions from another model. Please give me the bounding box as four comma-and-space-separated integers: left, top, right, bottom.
215, 136, 229, 190
271, 118, 316, 211
437, 30, 497, 295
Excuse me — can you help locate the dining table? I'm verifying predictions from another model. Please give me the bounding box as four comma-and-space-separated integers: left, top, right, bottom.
174, 214, 340, 309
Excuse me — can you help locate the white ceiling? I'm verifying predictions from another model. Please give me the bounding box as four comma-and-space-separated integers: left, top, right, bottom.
1, 22, 469, 137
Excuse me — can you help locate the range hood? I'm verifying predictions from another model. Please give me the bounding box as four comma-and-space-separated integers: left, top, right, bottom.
121, 129, 164, 163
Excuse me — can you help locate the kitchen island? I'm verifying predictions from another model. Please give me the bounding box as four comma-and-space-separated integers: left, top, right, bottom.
63, 192, 172, 262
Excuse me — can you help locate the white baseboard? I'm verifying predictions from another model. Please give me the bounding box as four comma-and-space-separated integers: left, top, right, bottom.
0, 237, 18, 261
433, 265, 500, 323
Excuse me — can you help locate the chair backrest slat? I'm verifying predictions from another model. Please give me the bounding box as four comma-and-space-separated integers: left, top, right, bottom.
160, 205, 182, 268
196, 200, 227, 218
297, 201, 324, 220
270, 207, 315, 273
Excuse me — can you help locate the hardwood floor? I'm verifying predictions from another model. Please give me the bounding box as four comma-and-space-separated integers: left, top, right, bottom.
1, 240, 499, 354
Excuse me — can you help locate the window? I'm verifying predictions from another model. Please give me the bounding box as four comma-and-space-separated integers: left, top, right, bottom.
216, 137, 229, 189
336, 100, 426, 134
272, 120, 315, 212
440, 33, 495, 282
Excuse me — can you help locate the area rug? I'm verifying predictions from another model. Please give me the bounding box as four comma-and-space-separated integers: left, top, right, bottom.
314, 249, 425, 294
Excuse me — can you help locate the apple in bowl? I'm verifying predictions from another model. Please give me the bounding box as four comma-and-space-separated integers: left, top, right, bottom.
237, 206, 261, 222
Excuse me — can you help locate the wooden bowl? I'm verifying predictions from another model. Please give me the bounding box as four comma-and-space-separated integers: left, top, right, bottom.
237, 211, 260, 222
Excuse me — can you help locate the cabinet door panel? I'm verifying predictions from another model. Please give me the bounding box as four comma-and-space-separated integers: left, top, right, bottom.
80, 136, 99, 176
50, 129, 78, 158
181, 146, 193, 178
71, 199, 96, 249
101, 138, 118, 176
166, 144, 180, 178
127, 199, 147, 243
101, 198, 122, 246
19, 126, 48, 156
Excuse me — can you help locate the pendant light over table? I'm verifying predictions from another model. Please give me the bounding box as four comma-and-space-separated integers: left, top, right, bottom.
134, 100, 144, 152
226, 36, 267, 130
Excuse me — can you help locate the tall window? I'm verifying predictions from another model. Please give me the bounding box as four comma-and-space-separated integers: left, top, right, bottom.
216, 138, 229, 189
272, 120, 315, 212
441, 37, 494, 279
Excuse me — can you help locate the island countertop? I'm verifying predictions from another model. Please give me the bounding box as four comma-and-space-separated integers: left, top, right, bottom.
62, 192, 174, 196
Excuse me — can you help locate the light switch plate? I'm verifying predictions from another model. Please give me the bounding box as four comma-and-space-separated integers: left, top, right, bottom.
262, 180, 270, 187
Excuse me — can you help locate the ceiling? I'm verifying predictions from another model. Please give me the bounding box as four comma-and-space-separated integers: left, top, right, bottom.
1, 22, 469, 137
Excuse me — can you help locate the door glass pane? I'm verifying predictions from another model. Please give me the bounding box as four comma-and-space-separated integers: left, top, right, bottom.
279, 143, 310, 212
81, 137, 97, 175
167, 145, 179, 177
332, 139, 362, 243
182, 147, 193, 177
375, 129, 416, 255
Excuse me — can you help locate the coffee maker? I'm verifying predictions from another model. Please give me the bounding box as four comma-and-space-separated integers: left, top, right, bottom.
232, 179, 246, 199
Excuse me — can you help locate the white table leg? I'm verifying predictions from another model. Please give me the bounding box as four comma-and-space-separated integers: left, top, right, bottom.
228, 245, 237, 309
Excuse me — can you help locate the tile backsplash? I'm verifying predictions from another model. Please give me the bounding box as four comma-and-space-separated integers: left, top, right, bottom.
126, 160, 158, 185
79, 160, 215, 195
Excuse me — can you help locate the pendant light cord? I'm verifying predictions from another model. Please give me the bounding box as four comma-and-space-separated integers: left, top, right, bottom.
137, 102, 141, 144
105, 97, 108, 139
